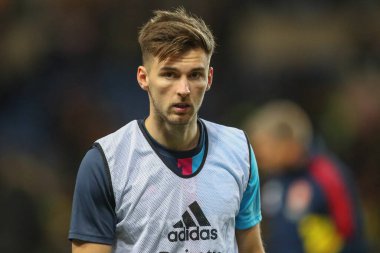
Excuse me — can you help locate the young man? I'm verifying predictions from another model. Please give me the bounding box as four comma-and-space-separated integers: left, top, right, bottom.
69, 8, 265, 253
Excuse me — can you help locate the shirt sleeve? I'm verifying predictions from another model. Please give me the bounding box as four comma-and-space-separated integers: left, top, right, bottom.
235, 145, 262, 230
68, 146, 116, 244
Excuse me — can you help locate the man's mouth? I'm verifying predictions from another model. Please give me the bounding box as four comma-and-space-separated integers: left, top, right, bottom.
172, 103, 192, 113
173, 103, 190, 109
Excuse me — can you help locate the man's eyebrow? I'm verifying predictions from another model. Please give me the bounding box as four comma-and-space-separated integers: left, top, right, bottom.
190, 67, 207, 72
159, 66, 206, 72
159, 66, 178, 72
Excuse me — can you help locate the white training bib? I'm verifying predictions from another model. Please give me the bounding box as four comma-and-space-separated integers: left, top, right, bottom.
96, 119, 251, 253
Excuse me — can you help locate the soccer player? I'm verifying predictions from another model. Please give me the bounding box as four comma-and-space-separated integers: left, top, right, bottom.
69, 7, 265, 253
244, 100, 366, 253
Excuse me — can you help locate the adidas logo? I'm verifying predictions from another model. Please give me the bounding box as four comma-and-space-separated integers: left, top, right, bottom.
168, 201, 218, 242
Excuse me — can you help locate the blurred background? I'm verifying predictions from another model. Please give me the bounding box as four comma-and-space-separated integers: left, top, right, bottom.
0, 0, 379, 252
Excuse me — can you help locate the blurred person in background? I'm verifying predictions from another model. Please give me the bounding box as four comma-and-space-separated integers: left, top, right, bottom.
244, 100, 367, 253
69, 7, 265, 253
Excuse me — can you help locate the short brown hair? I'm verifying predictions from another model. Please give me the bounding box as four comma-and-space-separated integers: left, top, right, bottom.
138, 7, 216, 64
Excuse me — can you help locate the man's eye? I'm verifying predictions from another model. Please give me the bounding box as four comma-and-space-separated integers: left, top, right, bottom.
162, 72, 176, 78
189, 72, 203, 79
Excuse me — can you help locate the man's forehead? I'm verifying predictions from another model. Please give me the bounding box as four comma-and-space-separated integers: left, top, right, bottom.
158, 60, 208, 69
157, 49, 210, 65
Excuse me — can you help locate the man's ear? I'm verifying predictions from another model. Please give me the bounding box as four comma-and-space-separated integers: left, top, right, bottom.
137, 66, 149, 91
207, 67, 213, 91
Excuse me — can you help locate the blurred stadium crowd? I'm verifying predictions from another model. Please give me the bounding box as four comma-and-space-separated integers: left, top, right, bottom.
0, 0, 379, 252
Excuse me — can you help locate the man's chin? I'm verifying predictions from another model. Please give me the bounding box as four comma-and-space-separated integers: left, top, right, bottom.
167, 115, 195, 125
168, 119, 191, 125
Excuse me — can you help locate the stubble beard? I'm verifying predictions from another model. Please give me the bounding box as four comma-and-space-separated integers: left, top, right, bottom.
149, 92, 198, 126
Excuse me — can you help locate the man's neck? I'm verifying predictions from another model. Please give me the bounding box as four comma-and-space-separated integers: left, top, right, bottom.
144, 116, 199, 151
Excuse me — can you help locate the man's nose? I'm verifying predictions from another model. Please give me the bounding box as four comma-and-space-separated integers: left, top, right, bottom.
177, 77, 190, 97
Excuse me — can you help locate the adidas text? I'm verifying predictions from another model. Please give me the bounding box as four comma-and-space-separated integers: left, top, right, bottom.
168, 227, 218, 242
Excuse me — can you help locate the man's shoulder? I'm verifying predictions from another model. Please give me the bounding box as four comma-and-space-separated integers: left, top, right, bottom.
200, 118, 249, 149
96, 120, 139, 143
200, 118, 244, 134
200, 118, 246, 140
